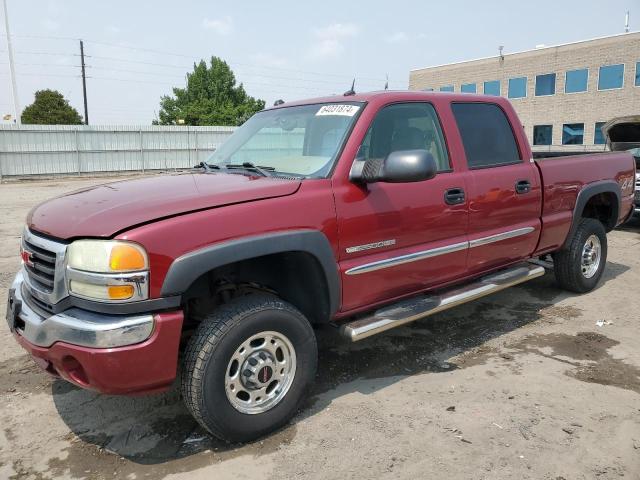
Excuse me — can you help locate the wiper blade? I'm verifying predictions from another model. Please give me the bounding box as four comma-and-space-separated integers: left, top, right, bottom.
225, 162, 275, 177
193, 161, 222, 173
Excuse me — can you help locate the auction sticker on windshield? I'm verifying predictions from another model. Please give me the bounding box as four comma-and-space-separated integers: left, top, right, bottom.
316, 105, 360, 116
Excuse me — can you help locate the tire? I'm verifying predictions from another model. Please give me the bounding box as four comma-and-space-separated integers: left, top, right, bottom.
554, 218, 607, 293
181, 294, 317, 443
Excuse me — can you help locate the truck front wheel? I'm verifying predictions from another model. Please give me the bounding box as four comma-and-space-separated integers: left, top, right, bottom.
181, 294, 317, 442
553, 218, 608, 293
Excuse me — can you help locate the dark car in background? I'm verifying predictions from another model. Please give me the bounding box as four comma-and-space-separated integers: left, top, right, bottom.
603, 116, 640, 217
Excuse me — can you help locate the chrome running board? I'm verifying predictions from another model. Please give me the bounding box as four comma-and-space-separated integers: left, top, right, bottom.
339, 263, 545, 342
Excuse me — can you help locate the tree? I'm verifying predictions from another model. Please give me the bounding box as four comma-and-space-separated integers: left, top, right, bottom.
21, 89, 83, 125
156, 57, 265, 126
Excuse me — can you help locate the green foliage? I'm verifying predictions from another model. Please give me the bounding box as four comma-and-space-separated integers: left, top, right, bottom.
156, 57, 265, 126
21, 89, 83, 125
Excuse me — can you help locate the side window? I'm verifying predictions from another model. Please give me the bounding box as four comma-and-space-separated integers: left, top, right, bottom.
357, 103, 450, 171
451, 103, 522, 169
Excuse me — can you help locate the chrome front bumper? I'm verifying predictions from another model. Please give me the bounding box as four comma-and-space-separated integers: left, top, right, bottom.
7, 271, 155, 348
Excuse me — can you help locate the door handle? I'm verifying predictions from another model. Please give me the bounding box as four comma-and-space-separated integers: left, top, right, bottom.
515, 180, 531, 194
444, 188, 465, 205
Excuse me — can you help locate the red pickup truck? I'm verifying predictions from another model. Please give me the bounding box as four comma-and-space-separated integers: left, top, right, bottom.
6, 91, 635, 442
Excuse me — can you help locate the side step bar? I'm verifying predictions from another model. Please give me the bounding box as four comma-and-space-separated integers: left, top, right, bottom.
339, 262, 545, 342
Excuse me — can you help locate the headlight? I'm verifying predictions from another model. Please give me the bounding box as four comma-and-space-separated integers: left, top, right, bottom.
68, 240, 148, 273
66, 240, 149, 302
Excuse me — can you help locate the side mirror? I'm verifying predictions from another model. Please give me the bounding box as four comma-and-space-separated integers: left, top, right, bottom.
350, 150, 438, 184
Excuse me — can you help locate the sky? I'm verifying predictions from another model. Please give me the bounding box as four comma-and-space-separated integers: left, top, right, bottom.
0, 0, 637, 125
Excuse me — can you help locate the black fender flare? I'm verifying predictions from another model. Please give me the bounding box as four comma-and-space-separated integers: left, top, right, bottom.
160, 230, 341, 317
563, 180, 621, 248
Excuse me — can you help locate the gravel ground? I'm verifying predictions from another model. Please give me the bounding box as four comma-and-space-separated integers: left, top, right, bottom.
0, 176, 639, 480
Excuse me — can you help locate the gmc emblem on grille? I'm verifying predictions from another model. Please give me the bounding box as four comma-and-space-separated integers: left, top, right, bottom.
20, 248, 34, 268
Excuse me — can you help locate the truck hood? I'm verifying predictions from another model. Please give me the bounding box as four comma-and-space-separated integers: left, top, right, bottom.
27, 173, 301, 239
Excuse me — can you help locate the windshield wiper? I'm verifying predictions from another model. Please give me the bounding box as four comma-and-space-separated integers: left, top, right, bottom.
225, 162, 275, 177
194, 161, 223, 173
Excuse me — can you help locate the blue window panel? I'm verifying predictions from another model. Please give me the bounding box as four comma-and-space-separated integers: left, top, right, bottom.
535, 73, 556, 96
533, 125, 553, 145
508, 77, 527, 98
635, 62, 640, 86
483, 80, 500, 96
598, 64, 624, 90
461, 83, 476, 93
439, 85, 454, 92
594, 122, 606, 145
565, 69, 588, 93
562, 123, 584, 145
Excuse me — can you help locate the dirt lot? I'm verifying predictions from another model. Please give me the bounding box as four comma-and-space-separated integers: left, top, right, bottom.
0, 176, 639, 480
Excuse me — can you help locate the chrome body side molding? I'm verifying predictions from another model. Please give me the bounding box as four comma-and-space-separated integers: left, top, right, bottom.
468, 227, 535, 248
345, 241, 468, 275
345, 227, 535, 276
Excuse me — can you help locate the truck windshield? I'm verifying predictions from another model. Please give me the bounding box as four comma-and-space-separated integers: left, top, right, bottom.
207, 102, 363, 178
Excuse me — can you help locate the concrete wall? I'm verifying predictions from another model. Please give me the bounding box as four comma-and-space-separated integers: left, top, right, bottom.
409, 32, 640, 152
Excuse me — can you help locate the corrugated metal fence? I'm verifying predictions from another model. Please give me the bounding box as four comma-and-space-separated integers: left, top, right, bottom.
0, 124, 236, 179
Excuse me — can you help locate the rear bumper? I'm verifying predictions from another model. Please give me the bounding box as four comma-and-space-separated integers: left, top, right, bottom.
7, 271, 184, 395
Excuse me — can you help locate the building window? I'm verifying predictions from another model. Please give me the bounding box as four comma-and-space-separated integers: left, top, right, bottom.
635, 62, 640, 86
440, 85, 454, 92
598, 64, 624, 90
422, 88, 434, 92
483, 80, 500, 96
565, 68, 588, 93
451, 103, 521, 168
508, 77, 527, 99
533, 125, 553, 145
562, 123, 584, 145
535, 73, 556, 96
594, 122, 606, 145
461, 83, 476, 93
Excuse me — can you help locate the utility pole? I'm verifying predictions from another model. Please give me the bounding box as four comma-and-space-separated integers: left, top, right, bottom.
2, 0, 20, 124
79, 39, 89, 125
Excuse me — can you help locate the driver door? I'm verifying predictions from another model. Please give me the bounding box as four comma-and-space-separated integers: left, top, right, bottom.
333, 102, 469, 312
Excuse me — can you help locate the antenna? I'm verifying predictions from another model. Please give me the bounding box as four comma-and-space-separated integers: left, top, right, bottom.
384, 74, 389, 90
625, 10, 630, 33
344, 79, 356, 96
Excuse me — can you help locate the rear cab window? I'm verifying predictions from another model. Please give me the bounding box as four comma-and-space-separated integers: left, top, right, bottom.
451, 103, 522, 169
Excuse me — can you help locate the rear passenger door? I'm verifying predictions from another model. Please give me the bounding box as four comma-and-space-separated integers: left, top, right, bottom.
451, 102, 541, 274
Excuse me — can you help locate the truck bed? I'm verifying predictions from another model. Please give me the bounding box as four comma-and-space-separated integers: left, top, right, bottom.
533, 151, 636, 255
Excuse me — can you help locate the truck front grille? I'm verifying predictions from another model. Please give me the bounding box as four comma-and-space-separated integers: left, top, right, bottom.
23, 239, 57, 292
21, 228, 69, 308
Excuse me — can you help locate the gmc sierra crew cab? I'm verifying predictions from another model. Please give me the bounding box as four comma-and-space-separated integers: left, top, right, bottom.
6, 91, 636, 442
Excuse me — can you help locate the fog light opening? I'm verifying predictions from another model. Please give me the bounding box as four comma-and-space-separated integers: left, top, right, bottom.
61, 356, 89, 386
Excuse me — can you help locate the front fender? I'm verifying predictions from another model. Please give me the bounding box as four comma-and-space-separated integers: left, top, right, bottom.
160, 230, 341, 316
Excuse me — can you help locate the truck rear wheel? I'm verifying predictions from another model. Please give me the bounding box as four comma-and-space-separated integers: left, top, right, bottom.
181, 294, 317, 443
553, 218, 607, 293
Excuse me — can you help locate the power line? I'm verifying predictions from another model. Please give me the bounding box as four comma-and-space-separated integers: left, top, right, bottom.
14, 50, 79, 57
80, 39, 387, 82
0, 61, 79, 67
8, 34, 78, 41
88, 64, 185, 77
0, 71, 79, 78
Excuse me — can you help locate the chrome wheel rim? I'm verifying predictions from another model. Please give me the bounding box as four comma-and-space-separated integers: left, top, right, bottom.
581, 234, 601, 279
224, 331, 296, 415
